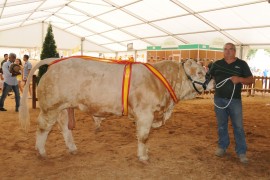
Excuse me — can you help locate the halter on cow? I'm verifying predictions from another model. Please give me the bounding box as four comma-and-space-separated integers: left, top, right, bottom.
182, 61, 211, 94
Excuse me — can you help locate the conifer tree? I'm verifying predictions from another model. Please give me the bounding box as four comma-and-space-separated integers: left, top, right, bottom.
38, 24, 59, 82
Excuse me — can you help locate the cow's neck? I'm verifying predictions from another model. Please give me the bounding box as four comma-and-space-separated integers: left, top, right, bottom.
151, 61, 197, 101
151, 61, 181, 101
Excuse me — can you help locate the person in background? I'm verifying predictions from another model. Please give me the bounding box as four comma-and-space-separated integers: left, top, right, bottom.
23, 55, 32, 98
0, 54, 8, 70
0, 53, 20, 112
0, 54, 8, 82
208, 42, 253, 164
14, 58, 24, 93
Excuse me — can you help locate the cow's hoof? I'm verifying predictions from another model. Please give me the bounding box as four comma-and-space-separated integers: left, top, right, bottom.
151, 121, 162, 128
37, 153, 47, 159
95, 128, 101, 133
139, 155, 149, 162
139, 159, 149, 165
69, 150, 78, 155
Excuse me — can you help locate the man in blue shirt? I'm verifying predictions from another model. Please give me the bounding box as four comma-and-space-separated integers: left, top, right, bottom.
0, 53, 20, 112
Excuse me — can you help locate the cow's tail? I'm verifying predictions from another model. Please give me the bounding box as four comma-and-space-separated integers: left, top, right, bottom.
19, 58, 58, 132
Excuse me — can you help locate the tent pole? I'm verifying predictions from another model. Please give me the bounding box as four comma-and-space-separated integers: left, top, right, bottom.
134, 50, 137, 61
41, 21, 44, 50
239, 45, 243, 59
81, 37, 85, 55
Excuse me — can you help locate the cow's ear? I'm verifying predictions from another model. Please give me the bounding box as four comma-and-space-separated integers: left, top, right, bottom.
185, 59, 193, 67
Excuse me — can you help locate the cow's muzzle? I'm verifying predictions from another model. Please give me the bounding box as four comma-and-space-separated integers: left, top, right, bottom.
202, 73, 213, 90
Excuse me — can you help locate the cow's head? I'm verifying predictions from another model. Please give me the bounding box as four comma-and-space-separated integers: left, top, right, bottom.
179, 59, 214, 99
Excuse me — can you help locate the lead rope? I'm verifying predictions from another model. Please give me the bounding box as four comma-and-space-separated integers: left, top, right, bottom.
210, 77, 235, 109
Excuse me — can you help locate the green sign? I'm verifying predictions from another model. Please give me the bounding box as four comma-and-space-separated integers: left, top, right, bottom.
147, 44, 222, 51
147, 46, 162, 50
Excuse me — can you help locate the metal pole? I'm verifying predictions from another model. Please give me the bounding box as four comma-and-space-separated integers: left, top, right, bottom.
134, 50, 137, 62
41, 21, 44, 54
32, 75, 37, 109
81, 37, 85, 55
239, 45, 243, 59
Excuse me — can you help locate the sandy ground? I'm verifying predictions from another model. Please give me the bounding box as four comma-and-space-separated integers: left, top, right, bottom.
0, 94, 269, 180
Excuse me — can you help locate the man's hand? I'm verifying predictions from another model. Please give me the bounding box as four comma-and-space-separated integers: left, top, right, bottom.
230, 76, 253, 85
230, 76, 241, 84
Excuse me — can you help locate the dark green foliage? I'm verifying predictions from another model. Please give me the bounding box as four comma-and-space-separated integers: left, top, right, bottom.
38, 24, 59, 83
246, 49, 258, 60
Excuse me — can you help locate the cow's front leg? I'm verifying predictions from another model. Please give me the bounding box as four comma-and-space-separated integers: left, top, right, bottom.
136, 113, 153, 162
58, 110, 77, 154
35, 111, 58, 157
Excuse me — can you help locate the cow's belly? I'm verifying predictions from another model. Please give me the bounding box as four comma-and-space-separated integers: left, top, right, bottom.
38, 82, 123, 114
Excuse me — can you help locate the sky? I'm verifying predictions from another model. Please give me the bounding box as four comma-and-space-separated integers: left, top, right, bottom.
248, 49, 270, 71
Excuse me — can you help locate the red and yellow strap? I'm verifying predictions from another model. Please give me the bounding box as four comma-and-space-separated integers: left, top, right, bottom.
143, 63, 178, 103
49, 55, 132, 66
122, 63, 132, 115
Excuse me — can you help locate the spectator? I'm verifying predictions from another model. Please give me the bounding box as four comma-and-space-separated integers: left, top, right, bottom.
14, 58, 24, 93
0, 54, 8, 81
23, 55, 32, 98
0, 53, 20, 112
263, 69, 268, 77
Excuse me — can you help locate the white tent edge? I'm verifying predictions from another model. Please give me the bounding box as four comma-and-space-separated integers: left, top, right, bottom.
1, 22, 270, 61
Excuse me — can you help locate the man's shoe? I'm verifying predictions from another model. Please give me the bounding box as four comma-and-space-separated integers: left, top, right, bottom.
0, 107, 7, 111
239, 154, 248, 164
15, 108, 19, 112
215, 147, 226, 157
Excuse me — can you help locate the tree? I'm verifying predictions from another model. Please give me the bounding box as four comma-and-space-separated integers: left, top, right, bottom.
246, 49, 258, 60
265, 49, 270, 55
38, 24, 59, 82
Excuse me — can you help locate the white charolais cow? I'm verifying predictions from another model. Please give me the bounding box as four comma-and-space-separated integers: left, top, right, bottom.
19, 57, 213, 162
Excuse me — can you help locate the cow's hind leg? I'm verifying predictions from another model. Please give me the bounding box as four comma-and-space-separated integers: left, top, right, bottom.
136, 113, 154, 162
57, 110, 77, 154
35, 111, 58, 157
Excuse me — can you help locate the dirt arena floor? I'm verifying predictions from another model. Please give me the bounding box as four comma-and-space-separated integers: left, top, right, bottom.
0, 94, 269, 180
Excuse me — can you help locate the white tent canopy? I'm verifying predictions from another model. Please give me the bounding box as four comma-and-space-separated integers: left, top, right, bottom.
0, 0, 270, 53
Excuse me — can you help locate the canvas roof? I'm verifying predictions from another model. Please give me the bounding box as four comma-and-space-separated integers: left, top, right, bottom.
0, 0, 270, 53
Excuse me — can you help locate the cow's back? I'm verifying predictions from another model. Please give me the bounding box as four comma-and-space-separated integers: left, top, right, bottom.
37, 59, 167, 116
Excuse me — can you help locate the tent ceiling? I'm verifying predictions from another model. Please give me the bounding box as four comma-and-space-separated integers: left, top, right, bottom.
0, 0, 270, 52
